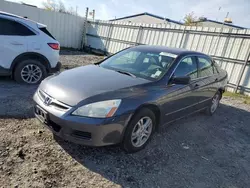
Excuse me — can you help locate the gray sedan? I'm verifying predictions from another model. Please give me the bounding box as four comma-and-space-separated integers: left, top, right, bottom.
33, 45, 228, 153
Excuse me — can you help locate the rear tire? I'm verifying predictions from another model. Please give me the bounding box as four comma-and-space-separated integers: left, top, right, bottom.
122, 108, 156, 153
14, 59, 47, 84
205, 91, 221, 116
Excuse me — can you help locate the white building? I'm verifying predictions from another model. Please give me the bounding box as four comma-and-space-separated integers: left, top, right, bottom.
110, 12, 183, 26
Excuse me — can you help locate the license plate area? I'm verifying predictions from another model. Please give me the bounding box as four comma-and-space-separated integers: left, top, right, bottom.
35, 105, 48, 124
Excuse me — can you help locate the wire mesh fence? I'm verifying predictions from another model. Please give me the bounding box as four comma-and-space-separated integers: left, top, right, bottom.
86, 21, 250, 95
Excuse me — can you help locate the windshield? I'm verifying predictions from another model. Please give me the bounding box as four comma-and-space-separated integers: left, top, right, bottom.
100, 48, 177, 81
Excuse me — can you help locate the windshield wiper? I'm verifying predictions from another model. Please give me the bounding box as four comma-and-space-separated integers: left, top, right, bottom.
116, 70, 136, 78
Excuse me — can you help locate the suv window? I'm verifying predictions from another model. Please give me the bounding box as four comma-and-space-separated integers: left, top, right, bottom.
0, 18, 35, 36
174, 57, 198, 79
197, 57, 214, 77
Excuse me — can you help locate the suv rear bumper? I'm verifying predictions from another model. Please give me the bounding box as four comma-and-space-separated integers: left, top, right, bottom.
49, 62, 61, 73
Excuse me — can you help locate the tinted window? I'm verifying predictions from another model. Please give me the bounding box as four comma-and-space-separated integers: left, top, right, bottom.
39, 27, 55, 39
0, 18, 35, 36
174, 57, 198, 79
110, 51, 140, 65
198, 57, 214, 77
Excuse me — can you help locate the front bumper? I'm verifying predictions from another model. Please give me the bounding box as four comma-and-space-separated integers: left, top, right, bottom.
49, 62, 61, 73
33, 92, 132, 146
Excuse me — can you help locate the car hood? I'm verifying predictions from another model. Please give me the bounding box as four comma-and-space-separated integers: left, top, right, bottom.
39, 65, 150, 106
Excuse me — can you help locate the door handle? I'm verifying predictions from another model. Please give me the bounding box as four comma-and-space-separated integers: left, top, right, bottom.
11, 41, 23, 45
194, 84, 199, 88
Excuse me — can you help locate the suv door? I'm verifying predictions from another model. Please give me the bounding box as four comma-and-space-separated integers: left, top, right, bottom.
194, 56, 219, 109
163, 56, 200, 122
0, 17, 34, 69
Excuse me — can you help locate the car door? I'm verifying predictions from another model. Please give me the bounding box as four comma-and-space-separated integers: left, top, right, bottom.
0, 17, 31, 69
193, 56, 219, 109
162, 56, 200, 123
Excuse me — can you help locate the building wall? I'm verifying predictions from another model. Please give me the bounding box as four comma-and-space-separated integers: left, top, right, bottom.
0, 0, 85, 48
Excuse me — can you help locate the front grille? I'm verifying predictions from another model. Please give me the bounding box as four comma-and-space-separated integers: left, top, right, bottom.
38, 90, 46, 100
72, 130, 92, 140
50, 102, 69, 110
38, 89, 71, 111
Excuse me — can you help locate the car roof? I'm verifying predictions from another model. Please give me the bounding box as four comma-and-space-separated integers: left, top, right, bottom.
0, 11, 25, 19
131, 45, 207, 57
0, 11, 47, 28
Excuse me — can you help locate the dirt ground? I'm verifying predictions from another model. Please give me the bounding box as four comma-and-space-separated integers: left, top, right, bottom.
0, 51, 250, 188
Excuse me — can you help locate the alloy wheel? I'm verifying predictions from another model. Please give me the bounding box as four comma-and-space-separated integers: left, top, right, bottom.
131, 116, 153, 148
21, 64, 42, 84
211, 93, 220, 113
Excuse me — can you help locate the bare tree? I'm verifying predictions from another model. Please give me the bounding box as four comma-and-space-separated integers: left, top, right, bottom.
42, 0, 57, 11
67, 6, 77, 16
184, 12, 197, 26
58, 1, 66, 13
42, 0, 77, 15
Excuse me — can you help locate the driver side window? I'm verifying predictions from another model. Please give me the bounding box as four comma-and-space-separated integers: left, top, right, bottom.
174, 57, 198, 79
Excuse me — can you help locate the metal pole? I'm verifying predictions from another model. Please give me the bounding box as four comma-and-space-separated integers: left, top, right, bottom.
107, 24, 114, 52
218, 28, 232, 66
212, 12, 229, 55
235, 47, 250, 93
178, 26, 186, 48
81, 7, 89, 50
93, 10, 95, 21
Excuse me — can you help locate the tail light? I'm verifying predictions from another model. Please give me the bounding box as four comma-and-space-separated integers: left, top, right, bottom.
48, 43, 60, 50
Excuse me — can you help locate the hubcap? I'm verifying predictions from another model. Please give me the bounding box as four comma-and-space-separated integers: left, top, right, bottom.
131, 116, 153, 148
211, 94, 220, 113
21, 64, 42, 84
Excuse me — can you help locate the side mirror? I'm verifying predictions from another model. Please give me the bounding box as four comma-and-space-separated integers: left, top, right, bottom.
170, 76, 191, 85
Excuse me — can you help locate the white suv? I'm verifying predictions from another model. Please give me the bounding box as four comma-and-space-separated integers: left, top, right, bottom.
0, 11, 61, 84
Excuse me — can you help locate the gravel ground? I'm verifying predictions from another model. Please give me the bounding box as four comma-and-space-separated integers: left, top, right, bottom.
0, 51, 250, 188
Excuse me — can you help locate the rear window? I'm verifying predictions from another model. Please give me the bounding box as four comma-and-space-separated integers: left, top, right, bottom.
39, 27, 55, 39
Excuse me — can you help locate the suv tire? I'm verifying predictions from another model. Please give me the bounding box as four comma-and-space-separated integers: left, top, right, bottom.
14, 59, 47, 84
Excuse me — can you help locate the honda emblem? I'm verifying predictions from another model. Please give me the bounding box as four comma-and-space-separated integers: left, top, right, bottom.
44, 96, 52, 106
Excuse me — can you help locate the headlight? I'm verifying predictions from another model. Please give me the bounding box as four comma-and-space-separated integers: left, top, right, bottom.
72, 99, 121, 118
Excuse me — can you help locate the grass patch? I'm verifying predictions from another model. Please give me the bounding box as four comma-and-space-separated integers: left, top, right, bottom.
224, 91, 250, 104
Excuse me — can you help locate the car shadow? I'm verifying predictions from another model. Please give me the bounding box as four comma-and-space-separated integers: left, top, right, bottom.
55, 103, 250, 188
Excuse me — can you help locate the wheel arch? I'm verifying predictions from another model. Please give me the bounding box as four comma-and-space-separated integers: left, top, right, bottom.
10, 52, 51, 75
218, 87, 225, 99
133, 103, 162, 131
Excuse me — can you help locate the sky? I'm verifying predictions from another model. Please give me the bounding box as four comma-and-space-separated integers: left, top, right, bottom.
7, 0, 250, 28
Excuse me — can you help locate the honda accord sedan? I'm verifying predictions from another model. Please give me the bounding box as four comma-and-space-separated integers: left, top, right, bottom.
33, 45, 228, 153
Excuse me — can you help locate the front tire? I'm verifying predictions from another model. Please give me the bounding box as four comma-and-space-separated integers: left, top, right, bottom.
122, 108, 156, 153
14, 59, 47, 84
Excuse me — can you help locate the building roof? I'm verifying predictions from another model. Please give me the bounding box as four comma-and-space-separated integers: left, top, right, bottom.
110, 12, 183, 25
194, 19, 245, 29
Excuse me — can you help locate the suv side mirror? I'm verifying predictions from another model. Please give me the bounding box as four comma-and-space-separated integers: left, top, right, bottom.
170, 76, 191, 85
